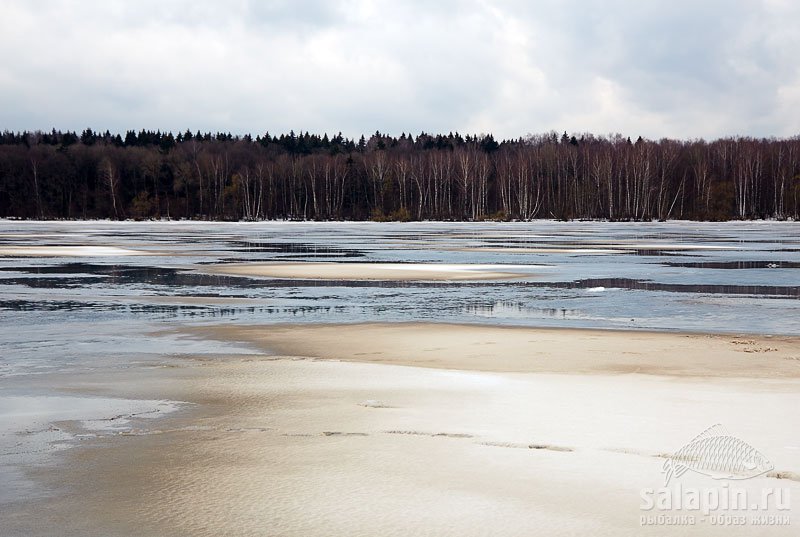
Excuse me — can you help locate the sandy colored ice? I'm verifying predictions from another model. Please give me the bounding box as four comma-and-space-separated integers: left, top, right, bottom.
204, 262, 540, 280
200, 322, 800, 378
4, 324, 799, 537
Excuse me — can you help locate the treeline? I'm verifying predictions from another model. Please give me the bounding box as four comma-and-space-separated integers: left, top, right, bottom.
1, 128, 799, 221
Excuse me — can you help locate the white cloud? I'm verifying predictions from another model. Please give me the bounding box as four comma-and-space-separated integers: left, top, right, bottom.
0, 0, 798, 139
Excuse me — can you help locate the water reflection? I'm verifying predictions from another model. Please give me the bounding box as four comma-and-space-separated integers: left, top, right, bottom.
463, 301, 582, 319
0, 264, 264, 289
233, 241, 364, 257
0, 299, 358, 319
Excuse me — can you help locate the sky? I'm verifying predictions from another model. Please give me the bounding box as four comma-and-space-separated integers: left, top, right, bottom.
1, 0, 799, 140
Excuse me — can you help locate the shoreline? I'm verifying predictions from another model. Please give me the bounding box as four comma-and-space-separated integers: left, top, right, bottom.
2, 217, 798, 224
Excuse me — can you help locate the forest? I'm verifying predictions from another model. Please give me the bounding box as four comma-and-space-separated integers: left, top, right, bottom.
1, 128, 799, 221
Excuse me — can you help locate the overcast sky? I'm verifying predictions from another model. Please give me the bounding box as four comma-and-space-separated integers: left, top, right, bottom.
1, 0, 799, 140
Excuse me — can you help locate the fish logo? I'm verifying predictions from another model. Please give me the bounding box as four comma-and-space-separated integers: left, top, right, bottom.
662, 424, 773, 486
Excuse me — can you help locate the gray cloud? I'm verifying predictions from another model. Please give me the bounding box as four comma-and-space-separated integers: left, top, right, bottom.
0, 0, 798, 139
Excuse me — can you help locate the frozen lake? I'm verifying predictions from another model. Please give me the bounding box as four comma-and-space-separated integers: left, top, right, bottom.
2, 221, 799, 329
1, 219, 799, 377
1, 219, 799, 513
0, 219, 797, 379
